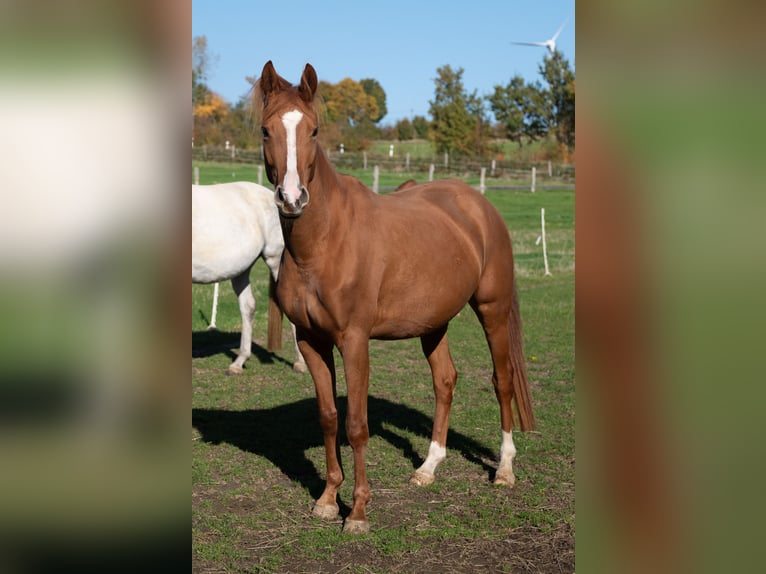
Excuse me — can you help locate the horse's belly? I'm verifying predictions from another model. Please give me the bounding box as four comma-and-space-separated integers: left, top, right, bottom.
371, 291, 469, 339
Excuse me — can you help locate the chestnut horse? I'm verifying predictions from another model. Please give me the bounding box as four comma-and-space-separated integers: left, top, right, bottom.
257, 61, 535, 534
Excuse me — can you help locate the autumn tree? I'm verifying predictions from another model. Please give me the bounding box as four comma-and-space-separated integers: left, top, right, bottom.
360, 78, 387, 123
321, 77, 380, 151
192, 35, 231, 145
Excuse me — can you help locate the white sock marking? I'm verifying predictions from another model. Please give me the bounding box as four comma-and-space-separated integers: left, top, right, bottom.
498, 430, 516, 473
281, 109, 303, 204
418, 441, 447, 476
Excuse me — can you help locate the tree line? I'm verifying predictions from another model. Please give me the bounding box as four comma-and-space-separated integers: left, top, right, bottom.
192, 36, 575, 161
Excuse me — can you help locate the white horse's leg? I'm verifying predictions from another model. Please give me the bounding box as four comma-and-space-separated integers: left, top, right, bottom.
207, 282, 219, 330
290, 322, 307, 373
228, 271, 255, 375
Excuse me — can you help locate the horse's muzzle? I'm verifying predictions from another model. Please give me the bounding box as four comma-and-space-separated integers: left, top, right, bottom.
276, 185, 309, 218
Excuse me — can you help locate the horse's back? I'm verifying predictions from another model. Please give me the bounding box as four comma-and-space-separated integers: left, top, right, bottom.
192, 182, 281, 283
384, 179, 510, 254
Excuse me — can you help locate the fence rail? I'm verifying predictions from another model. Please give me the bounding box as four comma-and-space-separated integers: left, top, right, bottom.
191, 145, 575, 184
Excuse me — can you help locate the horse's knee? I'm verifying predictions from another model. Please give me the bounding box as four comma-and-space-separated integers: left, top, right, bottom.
346, 417, 369, 447
318, 407, 338, 434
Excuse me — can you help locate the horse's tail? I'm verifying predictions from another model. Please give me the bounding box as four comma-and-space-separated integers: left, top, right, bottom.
510, 282, 536, 430
267, 274, 283, 351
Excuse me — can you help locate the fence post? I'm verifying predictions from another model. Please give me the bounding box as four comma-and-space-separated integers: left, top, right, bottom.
208, 282, 219, 330
194, 166, 199, 185
531, 166, 536, 193
257, 165, 263, 186
548, 160, 552, 178
405, 152, 410, 171
372, 165, 379, 193
491, 159, 496, 177
541, 208, 552, 276
428, 164, 435, 182
444, 152, 449, 168
479, 167, 486, 195
231, 145, 236, 160
363, 151, 367, 170
203, 144, 207, 160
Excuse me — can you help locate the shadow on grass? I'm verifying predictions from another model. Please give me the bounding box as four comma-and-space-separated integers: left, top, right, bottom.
192, 329, 293, 368
192, 396, 498, 513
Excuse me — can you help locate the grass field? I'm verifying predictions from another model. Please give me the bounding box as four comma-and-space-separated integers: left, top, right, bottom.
192, 174, 574, 572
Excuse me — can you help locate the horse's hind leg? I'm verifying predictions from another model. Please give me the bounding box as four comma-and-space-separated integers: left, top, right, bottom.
412, 326, 457, 486
471, 298, 518, 486
228, 270, 255, 375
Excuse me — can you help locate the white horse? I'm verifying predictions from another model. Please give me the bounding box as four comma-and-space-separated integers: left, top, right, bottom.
192, 181, 306, 374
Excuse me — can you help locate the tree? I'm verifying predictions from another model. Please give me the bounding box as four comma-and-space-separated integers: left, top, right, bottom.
429, 65, 489, 157
487, 75, 526, 146
412, 115, 430, 139
539, 51, 575, 149
192, 36, 216, 109
360, 78, 387, 123
321, 78, 380, 151
192, 35, 231, 145
395, 118, 414, 141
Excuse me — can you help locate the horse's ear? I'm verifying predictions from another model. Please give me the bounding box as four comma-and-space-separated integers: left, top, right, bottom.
298, 63, 318, 103
259, 60, 290, 106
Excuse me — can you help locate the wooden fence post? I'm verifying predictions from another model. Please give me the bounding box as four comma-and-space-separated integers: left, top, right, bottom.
405, 152, 410, 171
531, 166, 536, 193
428, 164, 435, 182
491, 159, 496, 177
479, 167, 486, 194
548, 160, 552, 178
363, 151, 367, 170
373, 165, 379, 193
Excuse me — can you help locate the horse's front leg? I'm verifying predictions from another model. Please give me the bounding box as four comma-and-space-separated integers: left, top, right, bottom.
298, 332, 342, 521
339, 332, 372, 534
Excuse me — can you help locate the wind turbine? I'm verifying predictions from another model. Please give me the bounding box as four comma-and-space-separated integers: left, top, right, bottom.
511, 18, 568, 54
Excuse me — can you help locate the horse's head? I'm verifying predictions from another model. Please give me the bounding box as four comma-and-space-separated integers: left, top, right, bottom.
257, 61, 319, 219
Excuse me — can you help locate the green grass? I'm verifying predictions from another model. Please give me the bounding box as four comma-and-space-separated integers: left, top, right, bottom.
192, 184, 574, 572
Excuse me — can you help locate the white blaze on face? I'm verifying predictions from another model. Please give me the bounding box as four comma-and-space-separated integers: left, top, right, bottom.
280, 109, 304, 204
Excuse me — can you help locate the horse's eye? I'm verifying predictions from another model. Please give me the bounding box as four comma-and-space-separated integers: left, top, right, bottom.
261, 127, 269, 138
311, 127, 318, 137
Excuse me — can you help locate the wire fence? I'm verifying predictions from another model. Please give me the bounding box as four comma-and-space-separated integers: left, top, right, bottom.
192, 145, 575, 191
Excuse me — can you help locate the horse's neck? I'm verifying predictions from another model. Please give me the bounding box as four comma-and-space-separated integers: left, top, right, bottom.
281, 149, 340, 264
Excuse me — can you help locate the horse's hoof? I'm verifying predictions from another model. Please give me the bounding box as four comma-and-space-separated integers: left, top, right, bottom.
494, 469, 516, 487
410, 470, 435, 486
311, 503, 339, 521
342, 519, 370, 534
293, 361, 308, 374
226, 366, 243, 376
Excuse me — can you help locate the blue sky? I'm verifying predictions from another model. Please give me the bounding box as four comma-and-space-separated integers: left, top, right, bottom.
192, 1, 575, 125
